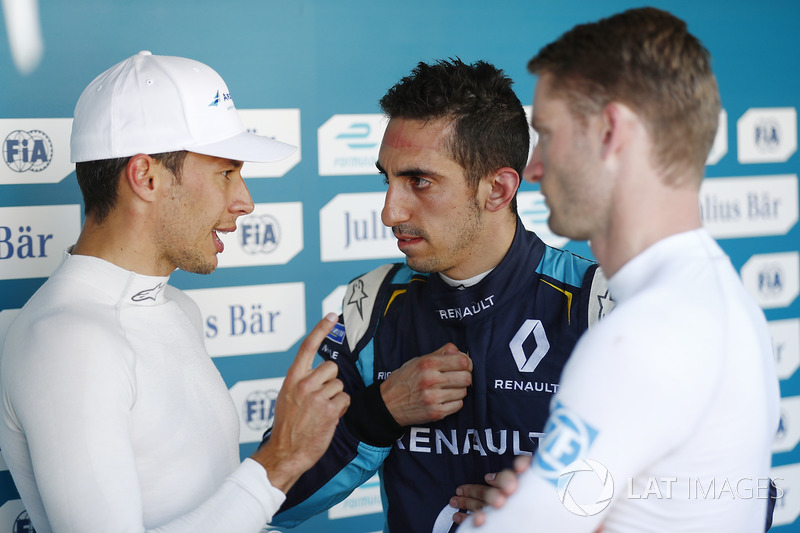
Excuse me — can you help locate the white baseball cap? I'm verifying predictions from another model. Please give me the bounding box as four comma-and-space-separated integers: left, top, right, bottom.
70, 51, 296, 163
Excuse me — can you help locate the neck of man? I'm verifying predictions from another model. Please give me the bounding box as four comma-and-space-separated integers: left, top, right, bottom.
71, 208, 171, 276
591, 177, 703, 279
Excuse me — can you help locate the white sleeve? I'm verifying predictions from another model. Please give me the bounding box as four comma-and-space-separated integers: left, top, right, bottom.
1, 313, 285, 533
147, 459, 286, 533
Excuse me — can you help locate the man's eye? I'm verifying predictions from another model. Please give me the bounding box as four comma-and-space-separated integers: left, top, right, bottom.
412, 177, 431, 189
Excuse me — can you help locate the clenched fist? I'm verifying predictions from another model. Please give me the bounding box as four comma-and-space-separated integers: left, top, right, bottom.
380, 343, 473, 426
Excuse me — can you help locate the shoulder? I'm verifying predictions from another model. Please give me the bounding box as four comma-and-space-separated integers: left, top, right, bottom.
165, 285, 203, 336
533, 243, 614, 325
340, 263, 425, 352
535, 244, 597, 287
2, 293, 135, 403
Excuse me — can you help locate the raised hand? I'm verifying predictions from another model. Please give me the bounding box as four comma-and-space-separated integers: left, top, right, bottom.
252, 313, 351, 493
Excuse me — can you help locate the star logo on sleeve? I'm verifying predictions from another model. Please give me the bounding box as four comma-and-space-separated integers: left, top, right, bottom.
347, 278, 369, 319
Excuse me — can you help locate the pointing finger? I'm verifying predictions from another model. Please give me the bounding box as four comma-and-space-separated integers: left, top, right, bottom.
289, 312, 339, 376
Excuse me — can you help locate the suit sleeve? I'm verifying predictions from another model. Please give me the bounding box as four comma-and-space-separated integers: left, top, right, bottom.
583, 265, 614, 328
270, 265, 401, 527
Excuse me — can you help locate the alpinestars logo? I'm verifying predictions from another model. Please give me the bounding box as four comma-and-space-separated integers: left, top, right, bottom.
131, 282, 165, 302
347, 278, 368, 319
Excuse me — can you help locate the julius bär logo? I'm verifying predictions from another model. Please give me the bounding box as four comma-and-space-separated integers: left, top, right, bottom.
3, 130, 53, 173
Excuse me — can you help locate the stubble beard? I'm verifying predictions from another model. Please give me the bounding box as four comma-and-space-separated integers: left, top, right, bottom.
404, 195, 484, 274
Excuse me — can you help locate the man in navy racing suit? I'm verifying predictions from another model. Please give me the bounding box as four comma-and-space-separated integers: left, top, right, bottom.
269, 58, 611, 533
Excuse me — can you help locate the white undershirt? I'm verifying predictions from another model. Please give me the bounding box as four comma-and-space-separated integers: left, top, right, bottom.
439, 269, 493, 290
0, 253, 285, 533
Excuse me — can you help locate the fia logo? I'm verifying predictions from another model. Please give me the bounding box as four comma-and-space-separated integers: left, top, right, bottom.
243, 389, 279, 431
759, 264, 784, 297
13, 510, 36, 533
754, 119, 781, 153
776, 411, 787, 441
239, 213, 280, 255
3, 130, 52, 173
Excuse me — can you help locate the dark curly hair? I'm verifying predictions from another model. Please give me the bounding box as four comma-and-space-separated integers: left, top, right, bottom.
380, 58, 529, 213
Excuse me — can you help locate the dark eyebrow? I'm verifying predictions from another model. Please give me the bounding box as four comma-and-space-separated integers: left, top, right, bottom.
397, 168, 433, 178
375, 162, 441, 179
224, 159, 244, 169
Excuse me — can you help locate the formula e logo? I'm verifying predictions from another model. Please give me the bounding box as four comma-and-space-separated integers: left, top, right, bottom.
336, 122, 377, 150
239, 213, 280, 255
318, 114, 388, 176
509, 319, 550, 372
3, 130, 52, 173
243, 389, 279, 431
754, 120, 781, 153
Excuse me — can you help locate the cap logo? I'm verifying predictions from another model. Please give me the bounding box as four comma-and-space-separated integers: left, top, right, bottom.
209, 90, 232, 107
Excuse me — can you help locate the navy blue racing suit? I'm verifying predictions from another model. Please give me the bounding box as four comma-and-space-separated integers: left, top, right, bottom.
271, 219, 611, 532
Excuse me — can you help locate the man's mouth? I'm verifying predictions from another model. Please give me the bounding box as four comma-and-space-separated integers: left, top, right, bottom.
213, 227, 235, 253
393, 230, 424, 249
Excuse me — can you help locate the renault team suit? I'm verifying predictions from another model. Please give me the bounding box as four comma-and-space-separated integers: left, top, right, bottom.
271, 219, 611, 532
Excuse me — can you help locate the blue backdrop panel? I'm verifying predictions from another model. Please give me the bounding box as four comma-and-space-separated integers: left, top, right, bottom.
0, 1, 798, 532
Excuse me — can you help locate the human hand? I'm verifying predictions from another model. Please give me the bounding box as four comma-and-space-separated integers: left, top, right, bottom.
452, 456, 532, 527
252, 313, 350, 493
380, 343, 472, 426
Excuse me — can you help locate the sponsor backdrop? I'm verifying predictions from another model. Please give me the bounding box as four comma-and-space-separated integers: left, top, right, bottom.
0, 1, 798, 531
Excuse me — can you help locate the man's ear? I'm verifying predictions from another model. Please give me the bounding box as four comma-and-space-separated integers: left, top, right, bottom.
125, 154, 160, 202
599, 101, 638, 160
484, 167, 520, 213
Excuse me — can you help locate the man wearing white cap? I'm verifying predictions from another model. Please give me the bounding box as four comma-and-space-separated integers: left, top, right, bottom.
0, 51, 350, 533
